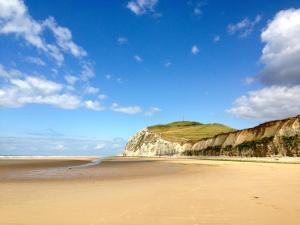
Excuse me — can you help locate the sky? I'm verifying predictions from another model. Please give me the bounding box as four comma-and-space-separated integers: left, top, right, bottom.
0, 0, 300, 156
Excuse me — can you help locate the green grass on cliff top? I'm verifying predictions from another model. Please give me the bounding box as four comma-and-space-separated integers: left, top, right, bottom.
148, 121, 236, 143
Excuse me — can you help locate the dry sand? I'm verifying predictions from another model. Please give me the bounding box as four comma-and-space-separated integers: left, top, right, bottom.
0, 157, 300, 225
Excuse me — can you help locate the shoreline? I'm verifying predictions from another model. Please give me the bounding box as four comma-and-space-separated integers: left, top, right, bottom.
0, 155, 101, 159
2, 155, 300, 164
120, 155, 300, 164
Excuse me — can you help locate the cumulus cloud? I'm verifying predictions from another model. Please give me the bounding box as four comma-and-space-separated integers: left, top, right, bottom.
84, 100, 105, 111
191, 45, 199, 55
111, 103, 142, 114
227, 86, 300, 120
145, 107, 161, 116
127, 0, 159, 16
84, 85, 99, 94
259, 8, 300, 85
0, 0, 44, 49
79, 61, 95, 81
228, 8, 300, 121
0, 64, 22, 79
0, 0, 86, 65
64, 75, 79, 85
0, 64, 81, 109
0, 80, 81, 109
43, 17, 87, 58
98, 94, 108, 100
228, 15, 261, 38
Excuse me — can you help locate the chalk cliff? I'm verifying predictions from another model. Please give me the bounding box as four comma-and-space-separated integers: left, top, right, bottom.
123, 116, 300, 157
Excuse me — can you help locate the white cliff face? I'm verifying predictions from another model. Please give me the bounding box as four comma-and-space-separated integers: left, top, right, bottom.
124, 128, 193, 157
123, 116, 300, 157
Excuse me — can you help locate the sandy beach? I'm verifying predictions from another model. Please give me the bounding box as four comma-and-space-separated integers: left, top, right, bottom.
0, 157, 300, 225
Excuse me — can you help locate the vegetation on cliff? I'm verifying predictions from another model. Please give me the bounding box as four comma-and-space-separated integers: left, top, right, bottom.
124, 115, 300, 157
182, 136, 276, 157
148, 121, 236, 143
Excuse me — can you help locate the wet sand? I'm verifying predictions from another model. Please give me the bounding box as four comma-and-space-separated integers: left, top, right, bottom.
0, 157, 300, 225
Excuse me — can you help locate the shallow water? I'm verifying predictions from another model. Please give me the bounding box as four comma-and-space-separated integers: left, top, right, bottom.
0, 157, 180, 181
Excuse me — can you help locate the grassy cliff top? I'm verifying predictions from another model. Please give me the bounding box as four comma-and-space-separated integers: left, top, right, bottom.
148, 121, 236, 143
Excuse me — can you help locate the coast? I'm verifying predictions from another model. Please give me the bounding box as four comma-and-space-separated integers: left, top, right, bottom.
0, 156, 300, 225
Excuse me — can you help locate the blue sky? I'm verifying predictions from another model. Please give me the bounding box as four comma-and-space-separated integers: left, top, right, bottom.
0, 0, 300, 155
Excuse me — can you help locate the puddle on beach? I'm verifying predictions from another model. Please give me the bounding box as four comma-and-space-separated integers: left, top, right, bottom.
0, 158, 103, 181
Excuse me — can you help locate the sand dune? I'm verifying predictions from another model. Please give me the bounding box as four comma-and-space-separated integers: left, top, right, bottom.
0, 157, 299, 225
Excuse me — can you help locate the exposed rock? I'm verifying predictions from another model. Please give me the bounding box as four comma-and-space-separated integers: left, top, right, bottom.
123, 115, 300, 157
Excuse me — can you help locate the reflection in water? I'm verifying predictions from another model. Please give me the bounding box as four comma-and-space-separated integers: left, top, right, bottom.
71, 158, 102, 169
0, 158, 103, 181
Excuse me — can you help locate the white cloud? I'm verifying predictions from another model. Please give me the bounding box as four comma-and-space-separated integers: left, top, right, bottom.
0, 64, 81, 109
45, 43, 64, 65
0, 0, 44, 49
94, 143, 106, 150
0, 84, 81, 109
227, 85, 300, 120
98, 94, 108, 100
213, 35, 220, 43
84, 86, 99, 94
245, 76, 256, 85
145, 107, 161, 116
117, 37, 128, 45
191, 45, 199, 55
228, 9, 300, 121
80, 61, 95, 81
259, 8, 300, 85
0, 0, 86, 64
0, 64, 22, 79
228, 15, 261, 38
0, 65, 111, 111
11, 76, 62, 94
25, 56, 45, 66
84, 100, 105, 111
134, 55, 143, 62
53, 144, 65, 151
43, 17, 87, 58
64, 75, 79, 85
111, 103, 142, 114
127, 0, 158, 16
